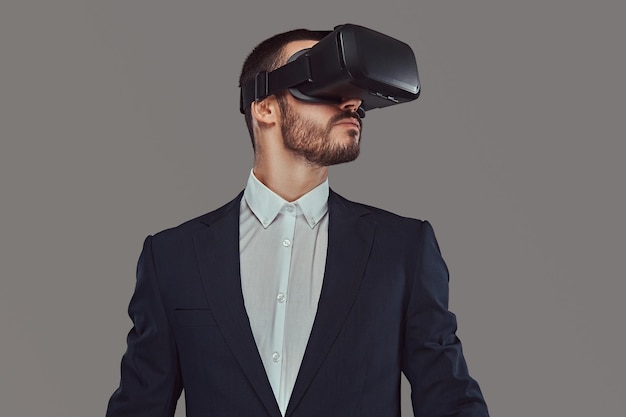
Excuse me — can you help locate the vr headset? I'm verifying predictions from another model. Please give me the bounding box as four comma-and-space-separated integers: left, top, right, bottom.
240, 24, 420, 118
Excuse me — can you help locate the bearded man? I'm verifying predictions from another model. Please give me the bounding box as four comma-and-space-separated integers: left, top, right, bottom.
106, 28, 489, 417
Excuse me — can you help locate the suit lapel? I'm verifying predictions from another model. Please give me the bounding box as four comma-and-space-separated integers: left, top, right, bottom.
286, 191, 376, 416
193, 194, 282, 417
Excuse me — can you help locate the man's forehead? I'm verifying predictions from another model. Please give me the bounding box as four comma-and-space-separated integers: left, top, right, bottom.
282, 39, 319, 60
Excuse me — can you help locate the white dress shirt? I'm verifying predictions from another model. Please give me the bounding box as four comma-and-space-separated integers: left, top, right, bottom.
239, 170, 329, 415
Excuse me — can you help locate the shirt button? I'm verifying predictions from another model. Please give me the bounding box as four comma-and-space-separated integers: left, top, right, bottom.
272, 352, 281, 362
285, 205, 294, 213
282, 239, 291, 247
277, 293, 286, 303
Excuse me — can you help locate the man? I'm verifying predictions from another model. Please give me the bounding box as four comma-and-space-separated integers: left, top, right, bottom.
106, 28, 489, 417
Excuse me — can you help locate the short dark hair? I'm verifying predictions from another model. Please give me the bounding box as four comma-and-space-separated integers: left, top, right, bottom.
239, 29, 329, 149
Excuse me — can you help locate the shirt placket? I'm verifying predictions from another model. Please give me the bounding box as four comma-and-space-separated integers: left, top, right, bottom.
267, 202, 297, 405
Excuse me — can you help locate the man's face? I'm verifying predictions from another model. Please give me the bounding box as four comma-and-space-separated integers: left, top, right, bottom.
276, 40, 363, 167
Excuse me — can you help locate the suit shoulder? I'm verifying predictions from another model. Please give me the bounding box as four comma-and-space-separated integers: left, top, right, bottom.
332, 191, 424, 222
149, 191, 243, 244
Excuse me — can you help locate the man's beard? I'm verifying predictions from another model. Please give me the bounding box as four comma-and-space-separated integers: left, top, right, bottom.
278, 97, 362, 167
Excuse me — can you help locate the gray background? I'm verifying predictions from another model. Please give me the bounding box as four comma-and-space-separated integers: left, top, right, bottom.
1, 1, 624, 416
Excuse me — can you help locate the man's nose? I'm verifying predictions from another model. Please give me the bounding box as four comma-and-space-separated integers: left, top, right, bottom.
339, 97, 363, 112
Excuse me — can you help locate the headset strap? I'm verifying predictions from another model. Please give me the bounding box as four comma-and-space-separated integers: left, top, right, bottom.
239, 55, 312, 114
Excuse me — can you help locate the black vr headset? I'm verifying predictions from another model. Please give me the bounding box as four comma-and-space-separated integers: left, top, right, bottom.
240, 24, 420, 118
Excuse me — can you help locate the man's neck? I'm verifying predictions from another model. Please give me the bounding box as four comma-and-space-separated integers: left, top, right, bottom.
252, 160, 328, 202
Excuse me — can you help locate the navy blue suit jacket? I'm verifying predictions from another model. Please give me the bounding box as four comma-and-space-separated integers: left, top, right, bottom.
106, 190, 489, 417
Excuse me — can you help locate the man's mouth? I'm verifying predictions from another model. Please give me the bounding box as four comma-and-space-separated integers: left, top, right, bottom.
335, 118, 361, 130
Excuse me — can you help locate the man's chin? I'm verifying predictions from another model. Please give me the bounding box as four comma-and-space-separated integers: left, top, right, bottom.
347, 131, 360, 143
320, 146, 360, 166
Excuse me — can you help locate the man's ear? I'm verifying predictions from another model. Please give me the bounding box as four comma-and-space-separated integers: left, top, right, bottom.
251, 96, 279, 127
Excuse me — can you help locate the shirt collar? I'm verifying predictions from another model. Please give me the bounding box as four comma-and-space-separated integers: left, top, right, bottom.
243, 169, 329, 229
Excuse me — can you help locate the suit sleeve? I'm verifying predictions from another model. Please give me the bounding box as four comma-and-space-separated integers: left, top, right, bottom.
106, 236, 183, 417
401, 221, 489, 417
